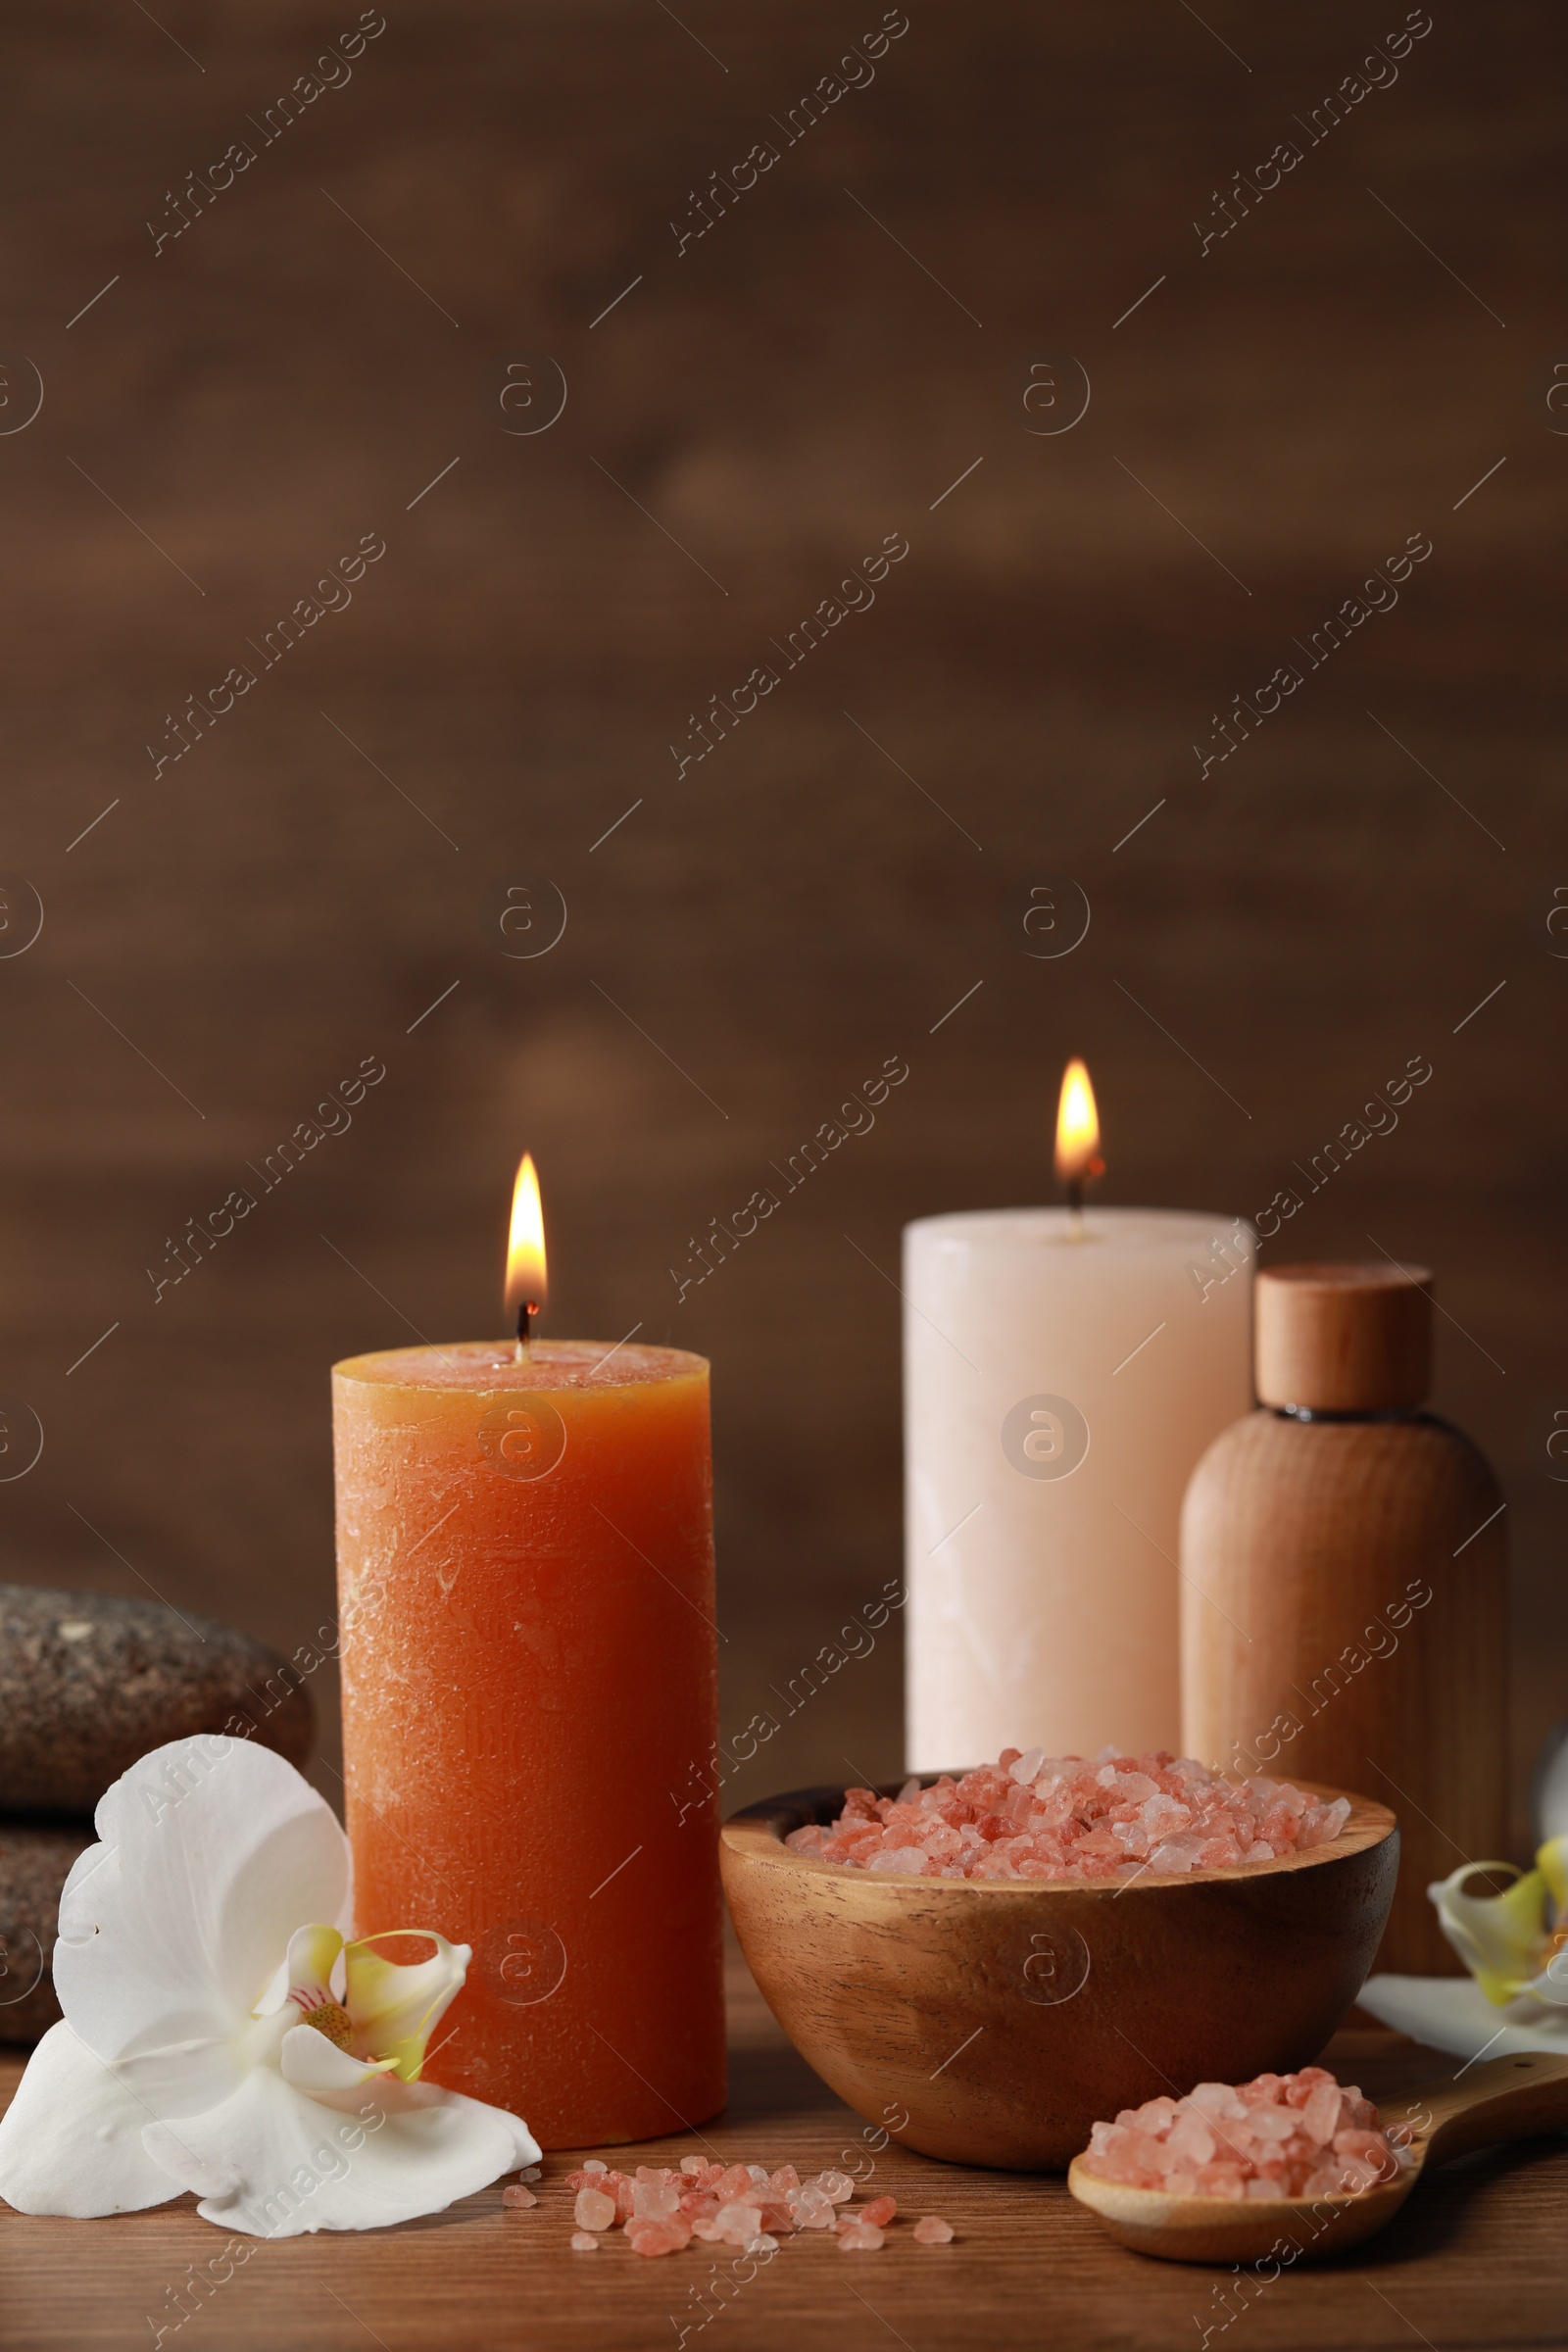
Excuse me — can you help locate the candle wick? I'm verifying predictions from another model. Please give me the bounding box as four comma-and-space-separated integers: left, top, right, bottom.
514, 1300, 538, 1363
1065, 1175, 1086, 1240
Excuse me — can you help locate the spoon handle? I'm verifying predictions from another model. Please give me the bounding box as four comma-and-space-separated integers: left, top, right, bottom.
1385, 2050, 1568, 2170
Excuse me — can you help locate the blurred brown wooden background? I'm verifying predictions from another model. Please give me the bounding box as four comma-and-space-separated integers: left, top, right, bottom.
0, 0, 1563, 1845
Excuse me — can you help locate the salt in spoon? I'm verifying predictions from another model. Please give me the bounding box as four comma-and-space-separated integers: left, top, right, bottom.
1067, 2049, 1568, 2264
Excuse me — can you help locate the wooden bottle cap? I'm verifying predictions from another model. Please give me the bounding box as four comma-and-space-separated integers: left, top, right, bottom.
1254, 1261, 1433, 1411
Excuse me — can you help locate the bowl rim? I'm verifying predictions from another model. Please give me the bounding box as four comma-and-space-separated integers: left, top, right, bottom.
720, 1771, 1397, 1895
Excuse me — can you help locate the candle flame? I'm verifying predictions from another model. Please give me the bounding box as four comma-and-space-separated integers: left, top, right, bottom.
1054, 1058, 1103, 1185
505, 1152, 547, 1318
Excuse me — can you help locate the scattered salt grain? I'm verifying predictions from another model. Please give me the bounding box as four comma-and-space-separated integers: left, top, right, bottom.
786, 1749, 1352, 1883
628, 2218, 692, 2258
791, 2185, 835, 2229
912, 2216, 954, 2244
1079, 2066, 1409, 2198
570, 2230, 599, 2251
632, 2182, 682, 2222
502, 2183, 537, 2208
561, 2148, 909, 2263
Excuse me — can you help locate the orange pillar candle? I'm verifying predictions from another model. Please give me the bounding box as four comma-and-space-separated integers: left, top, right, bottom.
331, 1166, 723, 2147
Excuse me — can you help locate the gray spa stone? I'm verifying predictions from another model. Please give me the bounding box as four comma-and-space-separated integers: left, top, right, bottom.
0, 1582, 315, 1815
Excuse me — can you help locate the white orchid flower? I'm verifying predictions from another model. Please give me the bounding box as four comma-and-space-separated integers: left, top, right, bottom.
1359, 1744, 1568, 2059
1428, 1837, 1568, 2009
0, 1736, 539, 2234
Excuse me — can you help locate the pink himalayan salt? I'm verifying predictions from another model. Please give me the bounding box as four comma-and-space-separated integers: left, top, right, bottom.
570, 2230, 599, 2251
561, 2155, 857, 2243
712, 2204, 763, 2245
785, 1747, 1352, 1883
1079, 2066, 1411, 2199
558, 2151, 913, 2256
912, 2216, 955, 2244
502, 2183, 537, 2208
628, 2216, 694, 2257
792, 2185, 835, 2230
711, 2163, 758, 2202
632, 2177, 683, 2223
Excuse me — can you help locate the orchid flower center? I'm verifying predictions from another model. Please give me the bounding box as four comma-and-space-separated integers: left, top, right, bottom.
271, 1922, 467, 2082
289, 1987, 357, 2048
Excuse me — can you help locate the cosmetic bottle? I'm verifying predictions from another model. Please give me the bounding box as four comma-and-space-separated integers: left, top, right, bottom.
1180, 1261, 1508, 1974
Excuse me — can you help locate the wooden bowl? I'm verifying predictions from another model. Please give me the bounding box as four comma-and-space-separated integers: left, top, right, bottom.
720, 1777, 1397, 2171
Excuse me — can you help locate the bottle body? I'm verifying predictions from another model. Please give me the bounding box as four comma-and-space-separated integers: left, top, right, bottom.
1181, 1408, 1507, 1975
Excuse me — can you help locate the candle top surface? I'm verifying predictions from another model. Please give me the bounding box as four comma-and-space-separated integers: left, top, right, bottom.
906, 1206, 1250, 1250
331, 1340, 708, 1392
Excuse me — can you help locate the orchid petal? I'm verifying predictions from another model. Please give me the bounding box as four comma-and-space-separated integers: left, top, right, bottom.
343, 1932, 469, 2082
253, 1952, 292, 2017
1360, 1972, 1568, 2060
142, 2062, 540, 2236
112, 2032, 252, 2121
279, 2024, 397, 2100
0, 2023, 185, 2218
1428, 1859, 1548, 2004
282, 1924, 345, 2010
55, 1739, 350, 2065
1538, 1834, 1568, 1915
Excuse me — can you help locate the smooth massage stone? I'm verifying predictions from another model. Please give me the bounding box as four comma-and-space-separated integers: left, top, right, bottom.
0, 1583, 314, 1815
0, 1818, 93, 2046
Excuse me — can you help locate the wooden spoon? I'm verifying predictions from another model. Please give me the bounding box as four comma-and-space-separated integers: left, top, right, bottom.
1067, 2049, 1568, 2264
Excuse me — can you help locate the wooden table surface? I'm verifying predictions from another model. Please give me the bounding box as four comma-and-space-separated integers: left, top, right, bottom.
2, 1947, 1564, 2352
